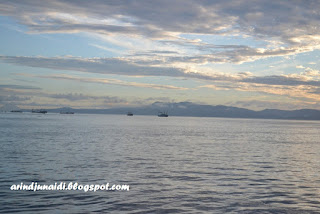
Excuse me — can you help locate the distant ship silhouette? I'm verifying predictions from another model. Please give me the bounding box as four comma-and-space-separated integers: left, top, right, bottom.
10, 110, 22, 113
60, 111, 74, 114
32, 109, 47, 114
158, 111, 168, 117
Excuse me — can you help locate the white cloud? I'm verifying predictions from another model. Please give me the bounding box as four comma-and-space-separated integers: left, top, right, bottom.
230, 99, 320, 110
43, 74, 189, 90
89, 44, 123, 54
304, 68, 320, 77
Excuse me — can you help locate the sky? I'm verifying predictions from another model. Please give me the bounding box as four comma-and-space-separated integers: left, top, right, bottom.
1, 0, 320, 110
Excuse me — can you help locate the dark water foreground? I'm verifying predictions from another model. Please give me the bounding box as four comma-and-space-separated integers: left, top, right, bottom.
1, 113, 320, 213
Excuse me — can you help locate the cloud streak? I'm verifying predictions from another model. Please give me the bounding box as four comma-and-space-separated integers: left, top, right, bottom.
37, 74, 188, 90
0, 84, 41, 90
2, 56, 320, 88
0, 55, 186, 78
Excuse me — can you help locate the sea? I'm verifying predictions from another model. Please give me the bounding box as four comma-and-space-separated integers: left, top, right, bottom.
1, 113, 320, 213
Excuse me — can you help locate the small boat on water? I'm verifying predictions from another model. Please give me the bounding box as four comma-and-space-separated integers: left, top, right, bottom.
158, 111, 168, 117
11, 110, 22, 113
32, 109, 47, 114
127, 112, 133, 116
60, 111, 74, 114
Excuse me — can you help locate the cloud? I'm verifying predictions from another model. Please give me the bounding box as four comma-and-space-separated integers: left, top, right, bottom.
201, 82, 320, 102
242, 75, 320, 87
230, 99, 320, 110
0, 55, 242, 83
0, 84, 41, 90
47, 93, 127, 104
1, 1, 320, 64
0, 95, 31, 102
0, 1, 233, 37
0, 55, 188, 78
90, 44, 123, 54
2, 55, 320, 106
2, 55, 320, 88
36, 74, 188, 90
304, 68, 320, 77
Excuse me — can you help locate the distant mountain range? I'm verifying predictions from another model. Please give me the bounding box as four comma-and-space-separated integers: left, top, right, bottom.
10, 101, 320, 120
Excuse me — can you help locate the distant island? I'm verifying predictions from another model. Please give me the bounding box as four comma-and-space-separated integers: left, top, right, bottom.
6, 102, 320, 120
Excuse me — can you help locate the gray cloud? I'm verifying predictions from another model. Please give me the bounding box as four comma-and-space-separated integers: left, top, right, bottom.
0, 84, 41, 90
242, 76, 320, 87
308, 88, 320, 94
0, 0, 234, 36
47, 93, 127, 103
0, 56, 186, 78
39, 74, 188, 90
1, 1, 320, 64
229, 100, 320, 111
2, 56, 320, 88
0, 95, 31, 102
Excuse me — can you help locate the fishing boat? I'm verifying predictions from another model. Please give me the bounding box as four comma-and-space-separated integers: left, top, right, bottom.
32, 109, 47, 114
158, 111, 168, 117
127, 112, 133, 116
60, 111, 74, 114
10, 110, 22, 113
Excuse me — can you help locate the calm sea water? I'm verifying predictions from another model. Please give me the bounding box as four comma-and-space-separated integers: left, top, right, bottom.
1, 113, 320, 213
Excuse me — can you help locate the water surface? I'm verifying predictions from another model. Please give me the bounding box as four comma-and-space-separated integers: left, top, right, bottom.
1, 113, 320, 213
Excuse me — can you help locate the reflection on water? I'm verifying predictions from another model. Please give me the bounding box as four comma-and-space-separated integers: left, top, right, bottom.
1, 113, 320, 213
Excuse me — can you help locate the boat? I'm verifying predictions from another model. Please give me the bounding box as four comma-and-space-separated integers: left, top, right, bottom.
127, 112, 133, 116
32, 109, 47, 114
10, 110, 22, 113
158, 111, 168, 117
60, 111, 74, 114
